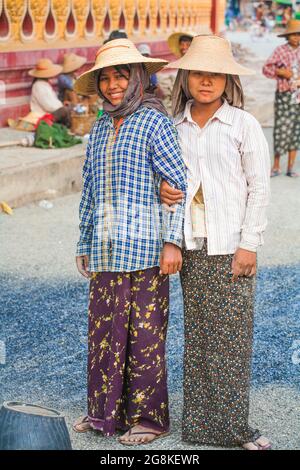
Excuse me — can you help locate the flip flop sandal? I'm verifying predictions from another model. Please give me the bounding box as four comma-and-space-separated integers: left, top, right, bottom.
254, 438, 272, 450
286, 171, 299, 177
72, 415, 92, 433
119, 428, 169, 446
270, 169, 281, 177
243, 439, 272, 450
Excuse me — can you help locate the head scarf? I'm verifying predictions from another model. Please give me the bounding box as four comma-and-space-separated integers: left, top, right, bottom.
95, 63, 167, 118
171, 69, 244, 116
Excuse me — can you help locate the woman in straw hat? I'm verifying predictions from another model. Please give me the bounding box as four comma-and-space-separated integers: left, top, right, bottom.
263, 19, 300, 177
29, 58, 71, 127
168, 31, 198, 58
160, 35, 271, 450
73, 38, 186, 444
57, 53, 87, 104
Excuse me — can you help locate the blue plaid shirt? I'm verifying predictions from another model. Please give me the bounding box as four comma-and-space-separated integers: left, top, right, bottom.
76, 106, 186, 272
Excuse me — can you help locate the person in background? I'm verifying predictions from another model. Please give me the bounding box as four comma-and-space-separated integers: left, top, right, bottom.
255, 2, 264, 23
282, 6, 292, 27
29, 58, 71, 127
263, 19, 300, 177
103, 29, 128, 44
137, 43, 165, 99
167, 32, 197, 58
58, 53, 87, 105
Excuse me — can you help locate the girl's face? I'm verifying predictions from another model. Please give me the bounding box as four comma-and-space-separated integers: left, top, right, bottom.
288, 33, 300, 48
188, 71, 226, 105
98, 66, 130, 105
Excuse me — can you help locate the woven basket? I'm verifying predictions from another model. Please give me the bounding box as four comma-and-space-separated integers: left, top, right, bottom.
70, 113, 96, 136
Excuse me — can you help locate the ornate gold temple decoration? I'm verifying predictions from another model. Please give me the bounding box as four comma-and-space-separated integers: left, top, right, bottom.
137, 0, 148, 36
5, 0, 26, 42
109, 0, 121, 32
124, 0, 135, 37
169, 0, 177, 31
92, 0, 106, 38
52, 0, 70, 40
149, 0, 158, 34
160, 0, 168, 33
0, 0, 220, 51
176, 0, 184, 29
29, 0, 49, 40
199, 0, 213, 30
73, 0, 89, 38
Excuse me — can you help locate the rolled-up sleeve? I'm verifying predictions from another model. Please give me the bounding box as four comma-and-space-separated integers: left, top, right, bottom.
239, 116, 271, 252
76, 142, 94, 256
150, 117, 187, 248
262, 50, 280, 79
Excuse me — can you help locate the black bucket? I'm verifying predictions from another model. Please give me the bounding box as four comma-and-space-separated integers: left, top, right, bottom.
0, 402, 72, 450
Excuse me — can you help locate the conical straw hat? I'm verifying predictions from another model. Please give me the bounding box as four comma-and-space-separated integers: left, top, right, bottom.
28, 58, 63, 78
74, 38, 168, 95
166, 35, 255, 76
167, 31, 199, 58
278, 19, 300, 37
62, 53, 87, 74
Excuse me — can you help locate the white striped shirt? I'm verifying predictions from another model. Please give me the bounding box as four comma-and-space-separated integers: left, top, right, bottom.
174, 100, 271, 254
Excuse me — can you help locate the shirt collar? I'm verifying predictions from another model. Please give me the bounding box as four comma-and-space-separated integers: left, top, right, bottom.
100, 105, 147, 128
286, 43, 300, 53
174, 99, 234, 127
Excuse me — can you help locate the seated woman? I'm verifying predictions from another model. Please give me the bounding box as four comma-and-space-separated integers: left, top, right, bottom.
29, 58, 71, 127
58, 53, 87, 105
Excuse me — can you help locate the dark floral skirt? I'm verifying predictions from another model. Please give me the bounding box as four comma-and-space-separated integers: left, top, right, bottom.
87, 267, 170, 436
274, 91, 300, 155
180, 241, 261, 447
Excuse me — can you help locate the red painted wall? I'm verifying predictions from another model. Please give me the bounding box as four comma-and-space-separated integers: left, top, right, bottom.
0, 41, 175, 127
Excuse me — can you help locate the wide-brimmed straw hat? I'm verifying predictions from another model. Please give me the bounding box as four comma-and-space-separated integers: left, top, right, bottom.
278, 19, 300, 37
167, 31, 198, 57
166, 35, 255, 76
74, 38, 168, 95
28, 58, 63, 78
62, 53, 87, 74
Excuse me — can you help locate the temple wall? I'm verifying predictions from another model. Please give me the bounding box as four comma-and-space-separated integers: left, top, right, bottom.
0, 0, 226, 126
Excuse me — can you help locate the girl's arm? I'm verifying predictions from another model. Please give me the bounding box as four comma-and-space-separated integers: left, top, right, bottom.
150, 117, 187, 248
262, 48, 287, 79
239, 115, 271, 253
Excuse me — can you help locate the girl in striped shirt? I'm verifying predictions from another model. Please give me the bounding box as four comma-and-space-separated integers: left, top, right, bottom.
161, 35, 271, 450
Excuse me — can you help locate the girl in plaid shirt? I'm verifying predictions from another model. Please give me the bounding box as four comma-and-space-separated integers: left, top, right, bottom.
72, 39, 186, 445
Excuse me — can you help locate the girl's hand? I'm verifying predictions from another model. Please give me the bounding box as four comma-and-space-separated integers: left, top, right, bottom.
76, 255, 91, 279
159, 243, 183, 275
160, 180, 184, 213
231, 248, 256, 281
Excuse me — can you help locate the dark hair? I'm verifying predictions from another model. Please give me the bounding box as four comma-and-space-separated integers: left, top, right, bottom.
108, 30, 128, 41
32, 77, 48, 84
179, 35, 193, 43
99, 64, 130, 81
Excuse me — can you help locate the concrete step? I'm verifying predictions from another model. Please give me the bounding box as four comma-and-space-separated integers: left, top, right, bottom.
0, 128, 85, 208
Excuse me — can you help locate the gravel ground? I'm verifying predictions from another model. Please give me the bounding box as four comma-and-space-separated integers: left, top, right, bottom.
1, 145, 299, 450
1, 32, 300, 451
